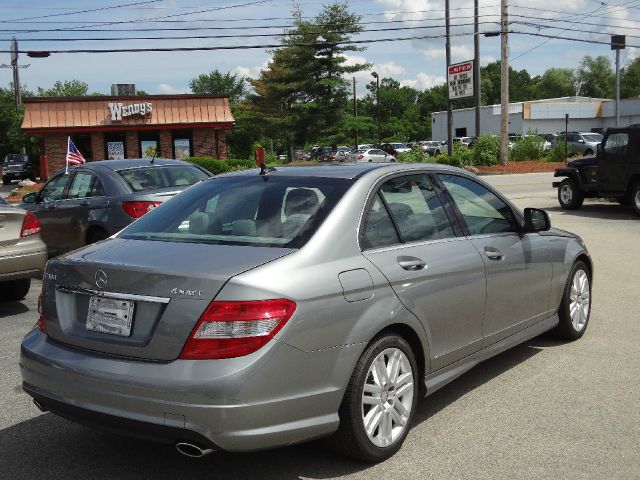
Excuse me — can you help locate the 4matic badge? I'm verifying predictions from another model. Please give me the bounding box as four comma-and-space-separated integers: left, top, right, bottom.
170, 288, 204, 297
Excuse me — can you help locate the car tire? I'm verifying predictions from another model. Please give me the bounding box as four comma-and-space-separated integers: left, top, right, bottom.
0, 278, 31, 302
558, 178, 584, 210
86, 228, 108, 245
631, 183, 640, 216
331, 334, 419, 463
552, 261, 591, 341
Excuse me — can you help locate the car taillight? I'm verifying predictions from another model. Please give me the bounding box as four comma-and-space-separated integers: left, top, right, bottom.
121, 201, 162, 218
179, 299, 296, 360
20, 211, 41, 238
358, 155, 364, 160
37, 290, 47, 334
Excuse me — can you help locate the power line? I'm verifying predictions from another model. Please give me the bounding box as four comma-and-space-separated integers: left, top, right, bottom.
0, 0, 162, 23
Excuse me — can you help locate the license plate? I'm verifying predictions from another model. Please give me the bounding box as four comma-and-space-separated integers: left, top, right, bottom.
86, 296, 135, 337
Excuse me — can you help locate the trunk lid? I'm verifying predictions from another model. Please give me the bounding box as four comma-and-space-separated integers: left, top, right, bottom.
44, 238, 293, 360
0, 207, 25, 247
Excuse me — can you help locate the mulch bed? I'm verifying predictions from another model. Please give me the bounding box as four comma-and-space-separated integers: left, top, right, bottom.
5, 183, 42, 203
476, 160, 565, 175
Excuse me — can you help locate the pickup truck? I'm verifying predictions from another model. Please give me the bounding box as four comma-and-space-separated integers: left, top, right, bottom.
552, 124, 640, 215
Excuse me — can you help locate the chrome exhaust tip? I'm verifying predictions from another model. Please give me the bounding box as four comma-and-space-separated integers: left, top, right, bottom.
32, 399, 48, 413
175, 442, 215, 458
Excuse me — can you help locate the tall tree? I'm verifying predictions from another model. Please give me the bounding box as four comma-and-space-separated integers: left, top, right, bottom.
621, 57, 640, 98
532, 68, 577, 99
247, 2, 369, 149
37, 80, 89, 97
189, 70, 247, 102
575, 55, 614, 98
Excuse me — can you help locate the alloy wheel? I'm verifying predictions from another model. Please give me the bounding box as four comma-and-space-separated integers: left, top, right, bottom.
569, 269, 590, 331
560, 184, 573, 205
361, 348, 414, 448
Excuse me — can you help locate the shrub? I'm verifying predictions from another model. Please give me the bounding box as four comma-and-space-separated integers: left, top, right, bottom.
397, 148, 430, 163
546, 142, 569, 162
184, 157, 254, 175
510, 135, 545, 161
433, 144, 472, 168
471, 135, 500, 166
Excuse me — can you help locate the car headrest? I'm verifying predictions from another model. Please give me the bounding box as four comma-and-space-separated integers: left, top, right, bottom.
284, 189, 320, 217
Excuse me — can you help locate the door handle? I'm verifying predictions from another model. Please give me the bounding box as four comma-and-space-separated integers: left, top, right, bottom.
45, 203, 57, 209
397, 256, 427, 271
80, 200, 90, 207
483, 246, 504, 260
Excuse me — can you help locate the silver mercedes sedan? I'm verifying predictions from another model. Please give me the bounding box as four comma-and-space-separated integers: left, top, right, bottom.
20, 163, 592, 462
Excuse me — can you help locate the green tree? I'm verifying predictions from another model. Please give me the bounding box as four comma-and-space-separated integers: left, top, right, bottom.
37, 79, 90, 97
480, 61, 535, 104
189, 70, 247, 103
621, 57, 640, 98
532, 68, 576, 99
575, 55, 614, 98
247, 2, 369, 150
0, 87, 37, 160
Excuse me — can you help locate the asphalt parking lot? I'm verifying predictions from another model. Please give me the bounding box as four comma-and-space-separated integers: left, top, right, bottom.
1, 172, 638, 479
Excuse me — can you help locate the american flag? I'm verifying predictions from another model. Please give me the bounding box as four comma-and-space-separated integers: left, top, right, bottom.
66, 137, 86, 166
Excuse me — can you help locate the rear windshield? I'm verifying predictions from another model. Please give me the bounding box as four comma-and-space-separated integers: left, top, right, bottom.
120, 174, 354, 248
117, 165, 209, 192
582, 134, 603, 143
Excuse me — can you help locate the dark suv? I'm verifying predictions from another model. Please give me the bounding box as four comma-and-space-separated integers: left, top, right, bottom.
553, 124, 640, 215
2, 154, 36, 184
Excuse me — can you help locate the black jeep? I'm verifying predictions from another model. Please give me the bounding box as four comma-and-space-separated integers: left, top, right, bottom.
553, 124, 640, 215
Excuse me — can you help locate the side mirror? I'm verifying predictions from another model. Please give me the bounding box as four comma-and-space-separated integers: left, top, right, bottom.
22, 192, 37, 204
524, 208, 550, 232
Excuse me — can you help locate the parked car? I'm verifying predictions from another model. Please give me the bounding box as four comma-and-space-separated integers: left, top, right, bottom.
0, 198, 47, 301
3, 154, 37, 185
420, 141, 443, 156
295, 150, 311, 161
553, 124, 640, 215
381, 143, 411, 155
563, 132, 603, 156
350, 148, 396, 163
20, 158, 211, 258
21, 163, 592, 462
315, 147, 334, 161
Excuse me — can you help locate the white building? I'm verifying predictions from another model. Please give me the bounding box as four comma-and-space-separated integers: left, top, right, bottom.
431, 96, 640, 141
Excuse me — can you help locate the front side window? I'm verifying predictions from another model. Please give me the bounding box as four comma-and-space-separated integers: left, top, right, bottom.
379, 174, 454, 242
439, 174, 516, 235
120, 176, 353, 248
604, 133, 628, 155
39, 174, 69, 203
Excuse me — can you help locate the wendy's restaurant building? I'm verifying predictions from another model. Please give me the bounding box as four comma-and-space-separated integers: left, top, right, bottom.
21, 93, 235, 177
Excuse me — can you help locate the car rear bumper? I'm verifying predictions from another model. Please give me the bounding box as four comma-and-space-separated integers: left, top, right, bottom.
0, 241, 47, 280
20, 330, 355, 452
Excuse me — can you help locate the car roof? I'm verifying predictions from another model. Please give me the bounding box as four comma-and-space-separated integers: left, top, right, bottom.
85, 158, 191, 171
219, 162, 464, 180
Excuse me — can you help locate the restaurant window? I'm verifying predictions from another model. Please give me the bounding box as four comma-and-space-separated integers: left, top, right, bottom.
105, 133, 126, 160
173, 131, 192, 159
139, 133, 160, 158
70, 135, 93, 161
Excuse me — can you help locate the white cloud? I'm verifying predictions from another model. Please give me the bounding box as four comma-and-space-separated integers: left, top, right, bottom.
231, 59, 271, 79
423, 45, 473, 62
156, 83, 188, 94
400, 72, 446, 89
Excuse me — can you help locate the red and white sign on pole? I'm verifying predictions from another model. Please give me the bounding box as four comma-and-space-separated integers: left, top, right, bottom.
448, 60, 474, 99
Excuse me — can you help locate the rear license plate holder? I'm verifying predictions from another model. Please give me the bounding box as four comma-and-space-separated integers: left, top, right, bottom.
86, 296, 134, 337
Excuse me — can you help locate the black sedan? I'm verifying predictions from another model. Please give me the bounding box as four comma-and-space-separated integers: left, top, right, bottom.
21, 158, 211, 257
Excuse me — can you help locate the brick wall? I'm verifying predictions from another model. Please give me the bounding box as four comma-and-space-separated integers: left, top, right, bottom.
91, 132, 105, 160
216, 129, 227, 160
193, 128, 217, 158
159, 130, 172, 158
43, 134, 68, 173
125, 131, 138, 158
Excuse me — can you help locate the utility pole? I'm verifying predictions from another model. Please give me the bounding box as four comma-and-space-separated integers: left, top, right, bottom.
445, 0, 453, 156
353, 77, 358, 148
474, 0, 481, 137
371, 71, 381, 146
1, 38, 30, 111
611, 35, 625, 126
499, 0, 509, 165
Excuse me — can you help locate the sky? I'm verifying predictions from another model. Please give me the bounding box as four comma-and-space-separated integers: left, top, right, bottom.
0, 0, 638, 97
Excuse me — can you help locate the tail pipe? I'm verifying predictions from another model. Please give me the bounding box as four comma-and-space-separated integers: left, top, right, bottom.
175, 442, 215, 458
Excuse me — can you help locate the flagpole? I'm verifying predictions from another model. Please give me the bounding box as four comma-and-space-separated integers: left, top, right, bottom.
65, 136, 70, 174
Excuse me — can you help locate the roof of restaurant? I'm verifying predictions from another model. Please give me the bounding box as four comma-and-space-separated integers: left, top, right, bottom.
21, 94, 234, 134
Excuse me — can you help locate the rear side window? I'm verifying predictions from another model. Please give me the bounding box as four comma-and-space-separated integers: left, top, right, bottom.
120, 175, 353, 248
361, 194, 400, 249
117, 165, 209, 192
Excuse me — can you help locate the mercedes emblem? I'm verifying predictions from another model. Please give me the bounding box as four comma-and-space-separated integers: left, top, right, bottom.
94, 270, 108, 289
